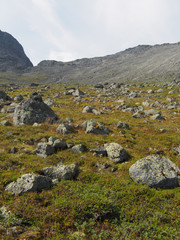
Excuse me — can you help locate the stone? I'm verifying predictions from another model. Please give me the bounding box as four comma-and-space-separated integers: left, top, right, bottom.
84, 119, 111, 135
117, 121, 130, 130
1, 120, 12, 126
90, 146, 107, 157
10, 147, 18, 154
72, 89, 85, 97
144, 109, 160, 116
72, 144, 88, 153
5, 173, 52, 195
82, 106, 93, 113
132, 112, 144, 118
173, 146, 180, 155
14, 94, 23, 102
104, 143, 129, 163
56, 123, 74, 134
42, 163, 78, 182
13, 92, 58, 126
150, 113, 165, 120
36, 143, 56, 158
129, 155, 180, 188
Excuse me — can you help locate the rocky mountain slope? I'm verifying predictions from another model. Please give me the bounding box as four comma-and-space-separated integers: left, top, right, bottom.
0, 30, 180, 84
27, 42, 180, 84
0, 30, 33, 72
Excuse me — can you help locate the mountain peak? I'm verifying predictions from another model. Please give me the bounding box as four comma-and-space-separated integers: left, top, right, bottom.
0, 30, 33, 72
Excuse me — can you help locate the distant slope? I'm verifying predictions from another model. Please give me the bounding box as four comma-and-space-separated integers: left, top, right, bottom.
0, 30, 33, 72
26, 42, 180, 84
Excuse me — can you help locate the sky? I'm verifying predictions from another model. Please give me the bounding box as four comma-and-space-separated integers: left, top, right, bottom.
1, 0, 180, 65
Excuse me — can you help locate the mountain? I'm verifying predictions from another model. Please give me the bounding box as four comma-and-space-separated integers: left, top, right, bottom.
0, 30, 33, 72
0, 30, 180, 84
26, 42, 180, 84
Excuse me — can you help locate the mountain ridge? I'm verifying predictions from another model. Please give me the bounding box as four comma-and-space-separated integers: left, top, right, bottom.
26, 42, 180, 83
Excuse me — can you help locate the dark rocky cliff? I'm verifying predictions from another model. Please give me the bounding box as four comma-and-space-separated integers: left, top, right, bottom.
0, 30, 33, 72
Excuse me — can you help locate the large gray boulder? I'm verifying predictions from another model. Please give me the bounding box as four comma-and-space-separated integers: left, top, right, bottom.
5, 173, 52, 195
129, 155, 180, 188
42, 163, 78, 183
13, 92, 58, 126
104, 143, 129, 163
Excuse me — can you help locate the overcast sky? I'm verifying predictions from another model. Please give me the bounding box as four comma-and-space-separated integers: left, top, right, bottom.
1, 0, 180, 65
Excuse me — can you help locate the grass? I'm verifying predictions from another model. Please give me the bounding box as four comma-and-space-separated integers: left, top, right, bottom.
0, 82, 179, 239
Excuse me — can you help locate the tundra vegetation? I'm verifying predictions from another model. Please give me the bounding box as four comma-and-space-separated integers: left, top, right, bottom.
0, 79, 179, 240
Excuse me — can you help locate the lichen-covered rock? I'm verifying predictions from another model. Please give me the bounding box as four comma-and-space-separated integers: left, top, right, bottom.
72, 89, 85, 97
129, 155, 180, 188
84, 119, 111, 135
56, 123, 74, 134
90, 146, 107, 157
13, 92, 58, 126
42, 163, 78, 182
72, 144, 88, 153
36, 143, 56, 158
117, 121, 130, 130
104, 143, 129, 163
5, 173, 52, 195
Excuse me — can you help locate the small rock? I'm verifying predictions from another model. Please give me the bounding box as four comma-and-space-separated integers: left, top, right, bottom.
104, 143, 129, 163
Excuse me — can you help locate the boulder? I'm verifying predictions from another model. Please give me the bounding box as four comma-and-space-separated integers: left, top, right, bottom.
144, 109, 160, 116
83, 119, 111, 135
5, 173, 52, 195
42, 163, 78, 182
72, 144, 88, 153
117, 121, 130, 130
56, 123, 74, 134
150, 113, 165, 120
49, 137, 67, 150
1, 120, 12, 126
72, 89, 85, 97
104, 143, 129, 163
129, 155, 180, 188
90, 146, 107, 157
36, 143, 56, 158
13, 92, 58, 126
82, 106, 93, 113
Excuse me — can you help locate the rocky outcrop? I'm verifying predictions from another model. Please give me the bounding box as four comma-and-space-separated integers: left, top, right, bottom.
0, 30, 33, 72
13, 92, 58, 126
129, 155, 180, 188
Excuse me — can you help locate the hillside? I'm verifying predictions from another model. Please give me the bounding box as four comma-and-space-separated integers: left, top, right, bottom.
26, 42, 180, 84
0, 80, 179, 239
